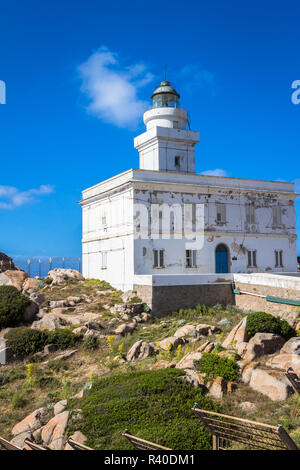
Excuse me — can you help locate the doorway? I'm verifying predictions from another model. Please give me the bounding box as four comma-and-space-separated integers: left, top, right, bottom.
215, 244, 229, 273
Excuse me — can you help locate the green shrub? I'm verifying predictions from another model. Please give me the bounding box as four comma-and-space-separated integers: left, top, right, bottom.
11, 390, 28, 409
46, 328, 83, 349
0, 286, 31, 328
196, 352, 239, 382
6, 327, 83, 357
246, 312, 295, 340
68, 368, 219, 450
6, 328, 47, 356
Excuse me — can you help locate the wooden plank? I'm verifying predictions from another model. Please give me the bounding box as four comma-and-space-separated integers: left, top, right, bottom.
192, 405, 278, 430
201, 416, 285, 444
66, 437, 93, 450
276, 426, 299, 451
23, 438, 48, 450
0, 436, 22, 451
285, 368, 300, 394
123, 430, 172, 450
192, 406, 298, 451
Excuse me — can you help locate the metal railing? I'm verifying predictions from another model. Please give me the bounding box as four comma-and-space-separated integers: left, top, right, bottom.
12, 257, 82, 278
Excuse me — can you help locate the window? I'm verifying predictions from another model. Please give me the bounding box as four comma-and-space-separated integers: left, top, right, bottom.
216, 203, 226, 224
247, 250, 257, 267
186, 249, 197, 268
272, 206, 282, 226
101, 252, 107, 269
246, 204, 256, 224
173, 120, 179, 129
102, 215, 107, 225
153, 249, 165, 268
275, 250, 283, 267
175, 156, 180, 168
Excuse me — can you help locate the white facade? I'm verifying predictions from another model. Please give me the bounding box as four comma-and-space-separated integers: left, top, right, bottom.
80, 81, 298, 291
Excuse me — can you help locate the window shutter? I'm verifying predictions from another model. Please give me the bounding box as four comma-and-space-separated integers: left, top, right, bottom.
192, 250, 197, 266
253, 251, 257, 267
153, 250, 158, 267
159, 250, 164, 267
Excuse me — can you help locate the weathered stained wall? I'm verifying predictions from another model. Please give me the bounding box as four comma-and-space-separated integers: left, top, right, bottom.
134, 282, 234, 316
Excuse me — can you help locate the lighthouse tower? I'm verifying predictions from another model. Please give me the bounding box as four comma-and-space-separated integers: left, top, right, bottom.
134, 80, 200, 173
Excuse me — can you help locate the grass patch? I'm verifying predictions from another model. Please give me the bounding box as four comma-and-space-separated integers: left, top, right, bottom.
67, 368, 219, 450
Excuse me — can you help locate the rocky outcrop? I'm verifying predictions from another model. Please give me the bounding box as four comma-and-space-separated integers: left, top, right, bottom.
41, 411, 69, 450
266, 354, 300, 375
209, 376, 227, 399
31, 314, 67, 331
0, 270, 28, 291
280, 337, 300, 355
222, 317, 248, 348
158, 336, 186, 351
12, 407, 51, 440
176, 350, 203, 370
47, 269, 84, 285
126, 340, 155, 362
243, 333, 285, 362
249, 368, 294, 401
114, 322, 136, 336
0, 252, 18, 272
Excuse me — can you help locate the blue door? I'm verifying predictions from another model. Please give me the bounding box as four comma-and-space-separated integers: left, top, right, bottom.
216, 244, 229, 273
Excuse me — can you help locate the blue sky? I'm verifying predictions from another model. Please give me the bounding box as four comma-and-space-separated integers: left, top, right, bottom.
0, 0, 299, 260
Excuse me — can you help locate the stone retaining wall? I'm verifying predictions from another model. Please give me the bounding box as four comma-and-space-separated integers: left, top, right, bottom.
134, 283, 234, 316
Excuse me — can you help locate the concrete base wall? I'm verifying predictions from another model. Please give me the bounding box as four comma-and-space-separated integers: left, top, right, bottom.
234, 281, 300, 326
134, 283, 234, 316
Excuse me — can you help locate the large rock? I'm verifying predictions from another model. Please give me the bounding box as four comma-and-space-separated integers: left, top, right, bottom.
240, 361, 260, 384
31, 314, 66, 331
158, 336, 186, 351
243, 333, 285, 362
249, 368, 294, 401
222, 317, 248, 348
176, 350, 203, 370
266, 354, 300, 375
126, 340, 154, 362
48, 269, 84, 285
0, 270, 28, 291
22, 277, 42, 293
11, 431, 33, 448
280, 337, 300, 355
12, 407, 51, 436
174, 324, 196, 338
114, 323, 136, 336
209, 376, 227, 399
179, 370, 206, 389
149, 360, 174, 370
41, 411, 69, 450
0, 252, 18, 272
54, 400, 67, 416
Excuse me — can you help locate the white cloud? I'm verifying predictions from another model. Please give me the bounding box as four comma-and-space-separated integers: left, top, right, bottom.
0, 185, 54, 210
78, 47, 154, 128
201, 169, 229, 177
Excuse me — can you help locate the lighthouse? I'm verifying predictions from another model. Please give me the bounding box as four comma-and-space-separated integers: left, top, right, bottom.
134, 80, 199, 173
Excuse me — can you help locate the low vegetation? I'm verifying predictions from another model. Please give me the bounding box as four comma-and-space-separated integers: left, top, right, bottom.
68, 369, 219, 450
246, 311, 296, 340
0, 286, 31, 328
6, 327, 83, 357
196, 352, 240, 383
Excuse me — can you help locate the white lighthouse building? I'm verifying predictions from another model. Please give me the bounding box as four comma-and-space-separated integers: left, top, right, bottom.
80, 81, 298, 314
